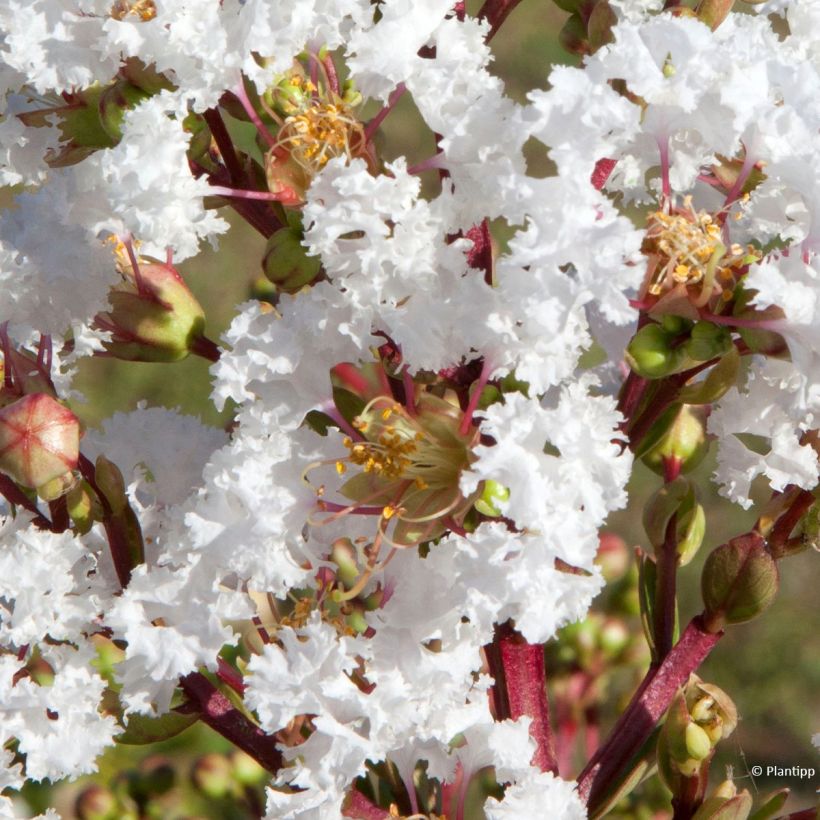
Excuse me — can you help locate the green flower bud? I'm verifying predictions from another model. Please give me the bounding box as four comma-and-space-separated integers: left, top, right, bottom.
684, 322, 732, 362
263, 227, 322, 293
96, 262, 208, 363
625, 323, 684, 379
0, 394, 80, 490
641, 404, 709, 476
98, 80, 150, 142
475, 479, 510, 517
701, 533, 779, 631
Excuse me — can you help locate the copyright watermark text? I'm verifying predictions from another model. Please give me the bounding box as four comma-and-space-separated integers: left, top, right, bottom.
749, 765, 816, 779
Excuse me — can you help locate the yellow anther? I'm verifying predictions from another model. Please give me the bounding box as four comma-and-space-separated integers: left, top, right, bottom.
335, 461, 346, 475
383, 505, 396, 520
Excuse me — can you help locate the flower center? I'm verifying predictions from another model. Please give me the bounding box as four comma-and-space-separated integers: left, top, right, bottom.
274, 96, 366, 176
644, 197, 756, 303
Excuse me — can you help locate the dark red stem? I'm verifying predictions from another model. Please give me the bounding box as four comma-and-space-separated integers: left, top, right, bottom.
488, 624, 558, 773
180, 672, 285, 774
190, 334, 221, 362
654, 478, 680, 662
767, 488, 815, 558
203, 107, 244, 184
478, 0, 526, 41
576, 616, 722, 812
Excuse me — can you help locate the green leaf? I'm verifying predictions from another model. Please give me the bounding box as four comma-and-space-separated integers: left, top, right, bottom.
116, 710, 199, 745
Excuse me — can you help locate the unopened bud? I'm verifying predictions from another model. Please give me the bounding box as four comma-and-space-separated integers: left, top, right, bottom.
641, 404, 709, 476
595, 532, 630, 583
0, 394, 79, 490
98, 79, 149, 141
475, 479, 510, 517
701, 533, 779, 631
684, 322, 732, 362
626, 323, 684, 379
265, 150, 309, 206
263, 227, 322, 293
75, 785, 119, 820
97, 262, 208, 362
696, 0, 734, 30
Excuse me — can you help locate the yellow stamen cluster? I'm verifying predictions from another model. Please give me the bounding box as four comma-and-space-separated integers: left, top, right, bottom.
274, 99, 366, 175
645, 200, 723, 296
110, 0, 157, 21
644, 197, 756, 300
342, 406, 424, 480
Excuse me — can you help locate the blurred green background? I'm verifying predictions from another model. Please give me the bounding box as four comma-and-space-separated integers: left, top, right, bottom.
7, 0, 818, 817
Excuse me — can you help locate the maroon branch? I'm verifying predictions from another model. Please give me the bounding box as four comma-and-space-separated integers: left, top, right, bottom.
576, 616, 722, 812
487, 623, 558, 774
180, 672, 285, 774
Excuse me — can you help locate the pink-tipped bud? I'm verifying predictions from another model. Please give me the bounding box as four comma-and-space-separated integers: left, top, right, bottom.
0, 394, 80, 490
96, 262, 207, 362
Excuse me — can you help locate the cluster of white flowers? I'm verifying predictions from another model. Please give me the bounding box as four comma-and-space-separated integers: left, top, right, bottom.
0, 0, 817, 817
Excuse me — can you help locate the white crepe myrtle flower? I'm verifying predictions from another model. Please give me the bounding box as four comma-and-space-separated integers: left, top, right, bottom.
71, 91, 229, 262
485, 768, 586, 820
0, 516, 102, 646
0, 172, 115, 335
82, 404, 226, 506
0, 645, 119, 782
462, 382, 631, 564
709, 359, 820, 509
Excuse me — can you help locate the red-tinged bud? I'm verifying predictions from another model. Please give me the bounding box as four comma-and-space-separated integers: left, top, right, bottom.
96, 261, 208, 362
559, 14, 590, 56
264, 150, 310, 207
701, 533, 779, 631
262, 227, 322, 293
0, 394, 79, 491
696, 0, 734, 30
595, 532, 630, 583
75, 785, 119, 820
641, 405, 709, 477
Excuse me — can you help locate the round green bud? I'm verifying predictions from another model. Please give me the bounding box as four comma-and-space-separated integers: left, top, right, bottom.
625, 323, 683, 379
642, 405, 709, 476
475, 480, 510, 517
684, 321, 732, 362
262, 228, 322, 294
702, 534, 779, 630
